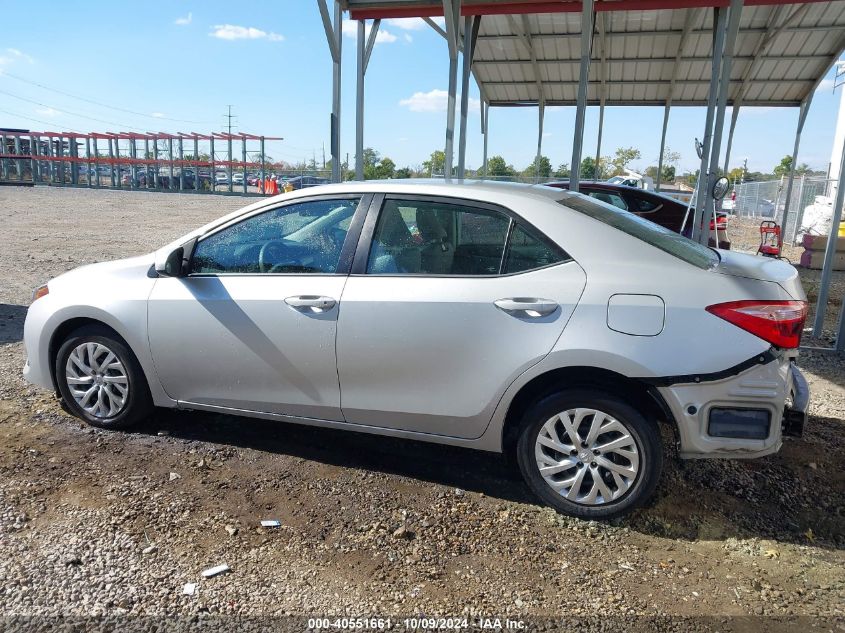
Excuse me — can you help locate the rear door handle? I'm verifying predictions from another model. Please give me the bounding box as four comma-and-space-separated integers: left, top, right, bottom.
284, 295, 337, 312
494, 298, 558, 317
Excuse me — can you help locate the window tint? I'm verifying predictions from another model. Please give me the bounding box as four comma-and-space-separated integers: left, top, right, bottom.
561, 195, 718, 270
191, 198, 360, 274
587, 191, 627, 210
366, 199, 567, 276
503, 224, 567, 274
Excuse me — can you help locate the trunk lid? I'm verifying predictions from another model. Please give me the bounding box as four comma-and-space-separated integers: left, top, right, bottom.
712, 249, 806, 300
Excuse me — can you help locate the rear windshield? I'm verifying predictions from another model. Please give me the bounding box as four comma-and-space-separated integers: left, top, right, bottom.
560, 194, 719, 270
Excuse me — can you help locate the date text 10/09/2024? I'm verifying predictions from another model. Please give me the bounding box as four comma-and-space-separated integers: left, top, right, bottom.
307, 617, 527, 630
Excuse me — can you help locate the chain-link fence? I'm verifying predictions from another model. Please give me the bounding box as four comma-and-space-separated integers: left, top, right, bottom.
731, 176, 838, 244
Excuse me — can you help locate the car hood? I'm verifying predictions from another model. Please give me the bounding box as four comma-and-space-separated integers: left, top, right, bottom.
712, 249, 805, 301
49, 255, 155, 291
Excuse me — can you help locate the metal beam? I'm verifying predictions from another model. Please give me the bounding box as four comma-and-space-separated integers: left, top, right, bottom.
320, 0, 343, 183
594, 12, 607, 180
656, 105, 670, 190
535, 102, 545, 183
813, 136, 845, 336
318, 0, 340, 63
780, 95, 812, 230
701, 0, 743, 242
356, 20, 367, 180
472, 23, 834, 43
723, 104, 740, 173
423, 16, 447, 39
506, 14, 544, 105
458, 15, 479, 178
569, 0, 594, 192
443, 0, 460, 179
481, 100, 489, 178
692, 6, 727, 244
364, 19, 381, 70
471, 54, 825, 66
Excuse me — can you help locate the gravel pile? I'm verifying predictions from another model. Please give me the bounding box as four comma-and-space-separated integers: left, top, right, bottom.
0, 186, 842, 624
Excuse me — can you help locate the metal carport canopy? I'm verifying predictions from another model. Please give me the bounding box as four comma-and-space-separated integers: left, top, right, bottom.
346, 0, 845, 108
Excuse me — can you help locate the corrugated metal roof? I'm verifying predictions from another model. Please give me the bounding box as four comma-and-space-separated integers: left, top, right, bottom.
343, 1, 845, 107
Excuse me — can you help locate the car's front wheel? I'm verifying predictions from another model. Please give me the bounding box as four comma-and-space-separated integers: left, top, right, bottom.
516, 389, 662, 520
55, 325, 153, 429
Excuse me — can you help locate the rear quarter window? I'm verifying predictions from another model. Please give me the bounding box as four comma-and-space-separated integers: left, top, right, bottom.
560, 194, 718, 270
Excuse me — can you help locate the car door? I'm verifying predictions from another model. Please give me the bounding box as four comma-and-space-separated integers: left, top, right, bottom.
336, 195, 587, 439
147, 194, 368, 421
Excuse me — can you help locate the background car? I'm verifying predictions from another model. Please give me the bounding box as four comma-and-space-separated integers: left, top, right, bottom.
281, 175, 330, 190
23, 181, 807, 520
547, 181, 730, 249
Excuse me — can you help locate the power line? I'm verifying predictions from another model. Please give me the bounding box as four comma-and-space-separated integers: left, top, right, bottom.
0, 106, 83, 132
0, 89, 149, 131
0, 71, 212, 124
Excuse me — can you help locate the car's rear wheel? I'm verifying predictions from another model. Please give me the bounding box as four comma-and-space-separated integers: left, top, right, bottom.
55, 325, 152, 429
516, 389, 662, 520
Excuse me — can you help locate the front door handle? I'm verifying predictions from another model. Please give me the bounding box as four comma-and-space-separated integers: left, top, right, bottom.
494, 298, 558, 318
285, 295, 337, 312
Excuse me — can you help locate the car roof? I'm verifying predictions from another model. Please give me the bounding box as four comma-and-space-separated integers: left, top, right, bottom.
297, 178, 567, 201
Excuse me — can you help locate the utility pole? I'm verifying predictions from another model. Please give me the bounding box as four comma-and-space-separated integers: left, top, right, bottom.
322, 143, 326, 170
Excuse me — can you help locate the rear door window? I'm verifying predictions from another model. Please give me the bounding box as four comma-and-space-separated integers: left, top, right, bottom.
366, 198, 569, 275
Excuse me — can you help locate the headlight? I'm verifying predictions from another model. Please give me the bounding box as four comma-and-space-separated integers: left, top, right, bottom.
32, 284, 49, 302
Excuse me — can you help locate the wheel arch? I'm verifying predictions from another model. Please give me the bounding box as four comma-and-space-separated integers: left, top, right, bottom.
501, 366, 677, 458
48, 317, 135, 391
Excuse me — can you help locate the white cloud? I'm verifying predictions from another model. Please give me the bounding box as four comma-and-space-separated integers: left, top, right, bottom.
386, 17, 445, 30
36, 107, 60, 117
151, 112, 165, 118
0, 47, 34, 69
404, 33, 413, 43
399, 88, 480, 113
816, 78, 835, 93
341, 20, 397, 44
174, 12, 192, 26
209, 24, 284, 41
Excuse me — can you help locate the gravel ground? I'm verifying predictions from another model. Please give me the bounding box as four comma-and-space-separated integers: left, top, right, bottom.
0, 186, 843, 628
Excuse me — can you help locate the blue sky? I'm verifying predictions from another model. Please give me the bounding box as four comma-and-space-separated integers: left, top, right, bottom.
0, 0, 842, 175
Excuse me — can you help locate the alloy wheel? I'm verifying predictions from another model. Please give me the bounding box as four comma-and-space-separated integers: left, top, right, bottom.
534, 407, 640, 505
65, 342, 130, 419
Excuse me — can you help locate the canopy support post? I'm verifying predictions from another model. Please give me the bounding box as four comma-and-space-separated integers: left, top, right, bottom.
319, 0, 343, 183
442, 0, 460, 180
813, 136, 845, 337
481, 101, 489, 178
569, 0, 594, 193
780, 95, 812, 229
656, 104, 670, 191
536, 101, 545, 183
458, 16, 479, 179
355, 18, 380, 181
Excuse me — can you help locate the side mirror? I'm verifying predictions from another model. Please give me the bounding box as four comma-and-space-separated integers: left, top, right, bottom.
155, 237, 197, 277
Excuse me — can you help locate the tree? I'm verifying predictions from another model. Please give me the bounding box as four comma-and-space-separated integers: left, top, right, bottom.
727, 167, 745, 182
611, 146, 642, 175
580, 156, 598, 180
395, 167, 412, 179
422, 150, 445, 176
554, 162, 570, 178
524, 155, 552, 179
487, 155, 514, 178
773, 155, 793, 178
645, 164, 675, 183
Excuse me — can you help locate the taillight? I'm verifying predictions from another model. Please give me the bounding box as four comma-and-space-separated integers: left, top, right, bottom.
706, 300, 807, 349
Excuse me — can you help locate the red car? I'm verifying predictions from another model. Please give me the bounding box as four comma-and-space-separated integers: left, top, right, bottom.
546, 181, 730, 249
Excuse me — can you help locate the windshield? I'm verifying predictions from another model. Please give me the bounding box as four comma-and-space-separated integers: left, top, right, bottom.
560, 194, 719, 270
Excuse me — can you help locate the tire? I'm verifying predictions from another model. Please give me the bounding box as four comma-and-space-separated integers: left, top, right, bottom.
55, 325, 153, 429
516, 389, 662, 520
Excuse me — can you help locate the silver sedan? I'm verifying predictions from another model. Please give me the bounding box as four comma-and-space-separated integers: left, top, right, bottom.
23, 180, 810, 518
